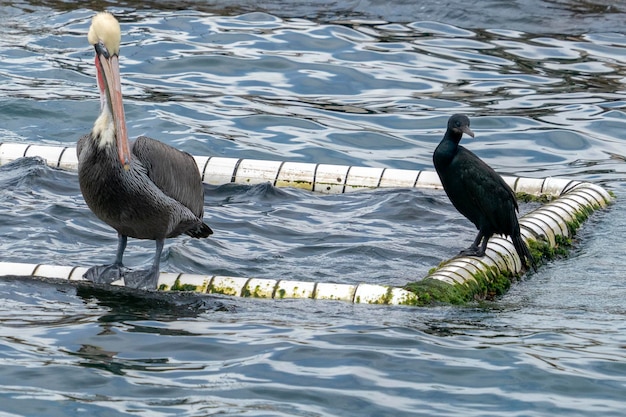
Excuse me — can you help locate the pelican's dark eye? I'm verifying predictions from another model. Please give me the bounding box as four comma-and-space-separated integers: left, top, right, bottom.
94, 41, 110, 59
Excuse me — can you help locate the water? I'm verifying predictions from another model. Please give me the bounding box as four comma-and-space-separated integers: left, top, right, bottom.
0, 1, 626, 415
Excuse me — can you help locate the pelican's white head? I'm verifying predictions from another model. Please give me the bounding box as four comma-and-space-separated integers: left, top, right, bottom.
88, 12, 121, 56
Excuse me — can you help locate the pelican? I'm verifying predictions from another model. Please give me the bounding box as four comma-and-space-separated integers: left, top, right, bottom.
77, 12, 213, 290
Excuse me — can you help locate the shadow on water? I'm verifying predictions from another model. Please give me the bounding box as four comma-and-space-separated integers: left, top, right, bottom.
0, 274, 236, 320
75, 282, 237, 320
73, 283, 236, 377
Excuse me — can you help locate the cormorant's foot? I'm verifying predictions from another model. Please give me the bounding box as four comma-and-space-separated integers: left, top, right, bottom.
459, 246, 485, 257
123, 269, 160, 290
83, 264, 126, 285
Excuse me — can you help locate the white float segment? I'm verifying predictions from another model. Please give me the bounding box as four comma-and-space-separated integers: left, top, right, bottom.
0, 143, 30, 165
313, 164, 350, 193
33, 264, 77, 279
203, 157, 240, 185
192, 155, 210, 181
521, 217, 556, 246
543, 177, 579, 196
542, 204, 576, 227
428, 271, 457, 285
275, 162, 316, 190
438, 268, 471, 285
1, 262, 37, 275
378, 168, 420, 188
515, 176, 546, 196
275, 279, 316, 299
69, 266, 89, 280
59, 148, 79, 170
579, 185, 612, 207
154, 272, 182, 289
414, 170, 442, 189
489, 237, 522, 271
353, 284, 389, 304
244, 277, 278, 298
314, 282, 356, 301
24, 145, 66, 167
235, 159, 283, 185
344, 166, 386, 192
209, 275, 249, 296
440, 259, 485, 282
484, 245, 511, 273
559, 191, 599, 209
533, 211, 569, 237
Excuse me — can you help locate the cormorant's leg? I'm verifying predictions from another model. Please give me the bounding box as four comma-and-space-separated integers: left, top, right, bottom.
459, 231, 484, 256
477, 233, 493, 257
123, 239, 164, 290
83, 234, 128, 284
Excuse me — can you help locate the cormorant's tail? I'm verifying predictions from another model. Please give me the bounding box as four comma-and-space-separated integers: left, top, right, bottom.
512, 232, 537, 272
186, 222, 213, 238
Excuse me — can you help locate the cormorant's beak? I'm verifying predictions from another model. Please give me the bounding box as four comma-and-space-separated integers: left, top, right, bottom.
462, 125, 475, 138
95, 42, 131, 170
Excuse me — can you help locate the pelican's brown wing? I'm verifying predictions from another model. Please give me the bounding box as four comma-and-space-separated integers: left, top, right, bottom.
132, 136, 205, 218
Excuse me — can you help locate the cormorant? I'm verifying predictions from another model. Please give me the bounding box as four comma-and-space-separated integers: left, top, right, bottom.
433, 114, 536, 271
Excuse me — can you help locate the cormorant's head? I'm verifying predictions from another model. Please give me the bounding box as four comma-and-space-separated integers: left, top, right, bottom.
448, 114, 475, 139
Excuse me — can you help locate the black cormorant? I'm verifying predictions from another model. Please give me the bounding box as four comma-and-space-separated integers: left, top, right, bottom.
433, 114, 536, 271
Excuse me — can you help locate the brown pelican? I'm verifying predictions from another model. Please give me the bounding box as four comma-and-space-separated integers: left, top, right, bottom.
77, 12, 213, 290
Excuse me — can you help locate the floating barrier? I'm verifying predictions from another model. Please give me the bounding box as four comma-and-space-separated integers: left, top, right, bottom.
0, 142, 441, 192
0, 261, 419, 305
0, 142, 614, 305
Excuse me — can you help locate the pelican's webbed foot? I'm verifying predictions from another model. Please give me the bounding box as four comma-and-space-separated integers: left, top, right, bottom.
123, 268, 160, 290
83, 264, 126, 285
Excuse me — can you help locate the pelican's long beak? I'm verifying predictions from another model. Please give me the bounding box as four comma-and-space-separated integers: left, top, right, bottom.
89, 12, 131, 170
95, 43, 131, 169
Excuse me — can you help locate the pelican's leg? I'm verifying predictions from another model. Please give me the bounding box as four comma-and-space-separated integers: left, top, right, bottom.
114, 234, 128, 265
123, 239, 164, 290
83, 234, 128, 284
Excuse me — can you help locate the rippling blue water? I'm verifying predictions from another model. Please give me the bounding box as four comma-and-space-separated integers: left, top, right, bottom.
0, 1, 626, 416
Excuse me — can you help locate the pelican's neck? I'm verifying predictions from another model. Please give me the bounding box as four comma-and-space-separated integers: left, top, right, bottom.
92, 106, 116, 149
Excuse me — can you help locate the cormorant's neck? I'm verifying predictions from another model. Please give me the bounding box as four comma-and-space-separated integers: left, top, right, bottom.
434, 129, 462, 167
443, 128, 463, 145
